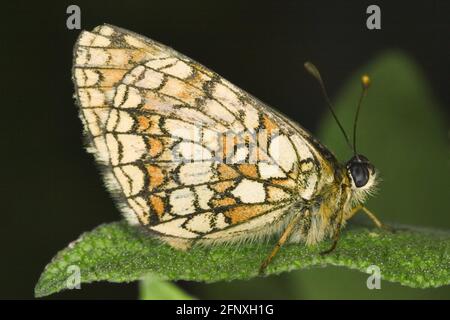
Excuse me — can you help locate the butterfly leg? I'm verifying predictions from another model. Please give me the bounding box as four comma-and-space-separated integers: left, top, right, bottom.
259, 213, 304, 275
320, 210, 344, 255
348, 205, 393, 232
321, 205, 394, 256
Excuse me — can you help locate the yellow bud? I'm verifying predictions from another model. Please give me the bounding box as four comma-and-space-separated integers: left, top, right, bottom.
361, 75, 371, 88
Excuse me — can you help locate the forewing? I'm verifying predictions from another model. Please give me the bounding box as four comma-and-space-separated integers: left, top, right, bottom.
73, 24, 323, 240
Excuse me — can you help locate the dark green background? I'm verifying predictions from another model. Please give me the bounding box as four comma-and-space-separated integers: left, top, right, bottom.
1, 0, 448, 299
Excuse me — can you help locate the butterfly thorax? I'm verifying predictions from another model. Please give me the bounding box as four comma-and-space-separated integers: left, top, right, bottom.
288, 157, 349, 245
295, 151, 379, 245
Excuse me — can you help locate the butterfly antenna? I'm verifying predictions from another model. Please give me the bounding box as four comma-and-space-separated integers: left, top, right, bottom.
353, 75, 371, 156
304, 62, 353, 151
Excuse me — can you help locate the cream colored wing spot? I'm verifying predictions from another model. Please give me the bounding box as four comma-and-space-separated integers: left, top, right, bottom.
146, 58, 178, 69
267, 186, 291, 202
287, 134, 322, 199
215, 213, 230, 229
164, 118, 202, 141
105, 133, 120, 165
150, 218, 199, 238
95, 25, 115, 36
78, 31, 111, 47
127, 196, 150, 224
113, 165, 145, 197
185, 212, 214, 233
201, 99, 236, 124
178, 162, 214, 185
123, 35, 148, 49
80, 107, 110, 136
290, 134, 314, 161
114, 85, 142, 108
228, 146, 249, 164
127, 67, 165, 89
194, 185, 215, 210
269, 135, 297, 172
211, 82, 244, 115
231, 179, 266, 204
169, 188, 196, 216
300, 161, 314, 172
201, 129, 221, 153
78, 88, 106, 107
74, 69, 100, 87
299, 171, 319, 200
104, 133, 147, 165
160, 60, 193, 79
258, 162, 286, 179
117, 134, 147, 164
243, 105, 260, 132
175, 107, 218, 127
106, 109, 135, 132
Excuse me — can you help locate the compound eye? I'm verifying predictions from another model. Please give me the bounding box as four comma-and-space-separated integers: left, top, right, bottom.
350, 163, 369, 187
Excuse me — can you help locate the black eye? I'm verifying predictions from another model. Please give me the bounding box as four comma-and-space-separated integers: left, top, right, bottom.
350, 163, 369, 187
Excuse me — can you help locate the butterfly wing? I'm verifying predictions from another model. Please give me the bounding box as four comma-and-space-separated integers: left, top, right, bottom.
73, 24, 329, 243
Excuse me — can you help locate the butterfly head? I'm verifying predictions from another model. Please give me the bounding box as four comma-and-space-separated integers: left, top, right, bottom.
346, 154, 378, 203
304, 63, 378, 203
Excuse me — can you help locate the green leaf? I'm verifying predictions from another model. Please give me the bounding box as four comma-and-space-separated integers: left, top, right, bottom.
139, 275, 194, 300
35, 221, 449, 297
35, 51, 449, 299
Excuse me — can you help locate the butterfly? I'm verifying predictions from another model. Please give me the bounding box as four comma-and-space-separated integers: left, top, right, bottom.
72, 24, 388, 274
